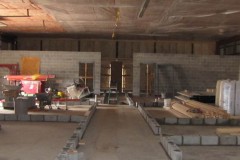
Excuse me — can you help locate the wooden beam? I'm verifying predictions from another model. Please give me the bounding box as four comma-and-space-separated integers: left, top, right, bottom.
172, 103, 204, 118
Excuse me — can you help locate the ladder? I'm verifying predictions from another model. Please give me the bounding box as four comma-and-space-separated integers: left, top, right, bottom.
108, 85, 118, 104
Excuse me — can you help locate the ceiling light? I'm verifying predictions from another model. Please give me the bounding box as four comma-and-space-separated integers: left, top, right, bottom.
138, 0, 150, 18
222, 10, 240, 15
195, 13, 216, 18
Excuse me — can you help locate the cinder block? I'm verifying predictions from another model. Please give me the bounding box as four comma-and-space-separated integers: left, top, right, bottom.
18, 115, 30, 121
5, 114, 17, 121
44, 115, 57, 122
183, 135, 200, 145
58, 115, 70, 122
178, 118, 190, 125
217, 119, 229, 125
31, 115, 44, 121
229, 119, 240, 126
160, 136, 169, 149
71, 116, 84, 123
78, 120, 86, 126
220, 136, 237, 145
165, 117, 178, 125
204, 118, 217, 125
201, 135, 219, 145
64, 143, 72, 150
67, 136, 79, 149
191, 118, 203, 125
169, 144, 182, 160
56, 151, 68, 160
0, 114, 5, 120
167, 141, 175, 155
67, 149, 79, 160
169, 136, 183, 145
171, 149, 182, 160
237, 136, 240, 145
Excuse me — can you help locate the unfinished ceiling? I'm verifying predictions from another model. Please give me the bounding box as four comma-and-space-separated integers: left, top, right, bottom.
1, 0, 240, 39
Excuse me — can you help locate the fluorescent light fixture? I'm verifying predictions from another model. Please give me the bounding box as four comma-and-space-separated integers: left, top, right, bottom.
223, 10, 240, 15
138, 0, 150, 18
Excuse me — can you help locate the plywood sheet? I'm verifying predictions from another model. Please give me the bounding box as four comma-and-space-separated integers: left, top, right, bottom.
21, 56, 40, 75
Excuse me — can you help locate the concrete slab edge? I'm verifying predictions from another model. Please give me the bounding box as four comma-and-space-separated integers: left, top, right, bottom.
167, 135, 240, 146
0, 106, 95, 159
160, 135, 183, 160
137, 104, 161, 135
56, 104, 97, 160
161, 134, 240, 160
157, 118, 240, 126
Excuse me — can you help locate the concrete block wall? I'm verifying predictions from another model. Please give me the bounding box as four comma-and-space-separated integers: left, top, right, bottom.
133, 53, 240, 96
15, 38, 216, 92
0, 51, 101, 94
16, 38, 216, 57
158, 117, 240, 126
0, 104, 97, 160
168, 135, 240, 146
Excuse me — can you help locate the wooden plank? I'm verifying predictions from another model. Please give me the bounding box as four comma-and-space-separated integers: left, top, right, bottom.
172, 103, 204, 118
184, 100, 229, 118
168, 108, 188, 118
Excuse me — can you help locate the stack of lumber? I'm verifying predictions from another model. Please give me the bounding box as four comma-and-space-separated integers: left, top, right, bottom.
171, 100, 230, 119
172, 103, 204, 118
184, 100, 229, 118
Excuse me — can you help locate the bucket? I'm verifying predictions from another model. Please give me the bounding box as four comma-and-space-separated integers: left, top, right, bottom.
15, 97, 30, 115
164, 98, 171, 108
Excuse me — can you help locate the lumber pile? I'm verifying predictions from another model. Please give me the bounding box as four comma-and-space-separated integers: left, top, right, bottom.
184, 100, 229, 118
172, 103, 204, 118
171, 100, 230, 119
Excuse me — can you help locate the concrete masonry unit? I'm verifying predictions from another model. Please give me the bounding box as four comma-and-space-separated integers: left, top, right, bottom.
0, 104, 97, 160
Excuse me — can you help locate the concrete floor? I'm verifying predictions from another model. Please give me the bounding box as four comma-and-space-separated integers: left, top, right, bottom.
80, 105, 170, 160
146, 108, 187, 119
181, 146, 240, 160
0, 121, 77, 160
161, 125, 220, 136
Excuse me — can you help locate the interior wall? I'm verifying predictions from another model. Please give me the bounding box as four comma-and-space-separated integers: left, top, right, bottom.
133, 53, 240, 96
0, 51, 101, 94
239, 65, 240, 80
15, 37, 216, 91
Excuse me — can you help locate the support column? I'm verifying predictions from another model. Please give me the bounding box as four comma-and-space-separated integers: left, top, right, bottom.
133, 61, 140, 96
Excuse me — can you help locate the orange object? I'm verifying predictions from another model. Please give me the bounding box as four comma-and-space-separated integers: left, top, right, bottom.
21, 57, 40, 75
5, 74, 55, 81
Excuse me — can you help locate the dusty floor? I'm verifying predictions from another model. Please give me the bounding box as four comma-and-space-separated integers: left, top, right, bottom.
0, 121, 77, 160
80, 105, 170, 160
181, 146, 240, 160
161, 125, 222, 136
146, 108, 187, 118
